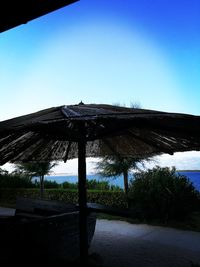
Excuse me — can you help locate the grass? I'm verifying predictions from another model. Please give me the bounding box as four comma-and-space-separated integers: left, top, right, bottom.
190, 262, 200, 267
0, 201, 16, 208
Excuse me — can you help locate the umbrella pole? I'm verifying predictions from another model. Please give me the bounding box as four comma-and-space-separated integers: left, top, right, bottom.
78, 139, 88, 264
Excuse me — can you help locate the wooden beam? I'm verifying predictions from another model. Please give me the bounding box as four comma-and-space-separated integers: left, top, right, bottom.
64, 142, 71, 163
78, 139, 88, 263
127, 129, 174, 155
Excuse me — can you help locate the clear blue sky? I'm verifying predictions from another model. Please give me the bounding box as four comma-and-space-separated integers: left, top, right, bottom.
1, 0, 200, 173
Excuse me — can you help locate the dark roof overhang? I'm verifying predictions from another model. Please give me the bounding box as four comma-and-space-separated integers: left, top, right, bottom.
0, 0, 79, 33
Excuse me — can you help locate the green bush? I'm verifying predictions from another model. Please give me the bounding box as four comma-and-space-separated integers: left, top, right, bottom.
34, 179, 60, 189
0, 188, 41, 204
44, 189, 127, 208
128, 166, 200, 222
87, 179, 110, 190
0, 188, 127, 208
61, 179, 122, 191
87, 191, 127, 208
0, 173, 35, 188
62, 181, 78, 189
0, 170, 122, 192
86, 179, 122, 191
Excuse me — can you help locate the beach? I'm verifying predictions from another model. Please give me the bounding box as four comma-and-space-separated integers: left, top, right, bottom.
90, 219, 200, 267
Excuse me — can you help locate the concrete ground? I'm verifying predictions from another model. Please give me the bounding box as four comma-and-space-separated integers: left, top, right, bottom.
90, 219, 200, 267
0, 206, 15, 217
1, 207, 200, 266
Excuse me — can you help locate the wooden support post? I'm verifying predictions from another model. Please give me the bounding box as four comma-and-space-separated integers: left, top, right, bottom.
78, 139, 88, 264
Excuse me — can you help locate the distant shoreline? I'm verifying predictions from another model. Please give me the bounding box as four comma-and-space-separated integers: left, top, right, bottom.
45, 172, 200, 191
48, 171, 200, 177
177, 170, 200, 172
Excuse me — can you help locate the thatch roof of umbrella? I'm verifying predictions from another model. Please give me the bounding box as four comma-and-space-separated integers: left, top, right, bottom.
1, 102, 200, 262
0, 0, 79, 33
0, 103, 200, 165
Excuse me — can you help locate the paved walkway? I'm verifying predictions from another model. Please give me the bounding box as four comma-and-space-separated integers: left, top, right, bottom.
1, 207, 200, 266
0, 207, 15, 217
90, 219, 200, 267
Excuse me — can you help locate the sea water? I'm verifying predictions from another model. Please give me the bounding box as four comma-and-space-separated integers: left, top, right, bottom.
178, 172, 200, 191
45, 172, 200, 191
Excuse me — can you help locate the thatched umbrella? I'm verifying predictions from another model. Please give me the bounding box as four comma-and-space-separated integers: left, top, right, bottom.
0, 102, 200, 262
0, 0, 79, 33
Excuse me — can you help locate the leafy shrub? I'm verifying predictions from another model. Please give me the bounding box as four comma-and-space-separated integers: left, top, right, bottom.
34, 179, 60, 189
61, 179, 122, 191
87, 179, 110, 190
86, 179, 121, 191
128, 166, 200, 222
62, 181, 78, 189
0, 173, 35, 188
87, 191, 127, 208
0, 188, 127, 208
